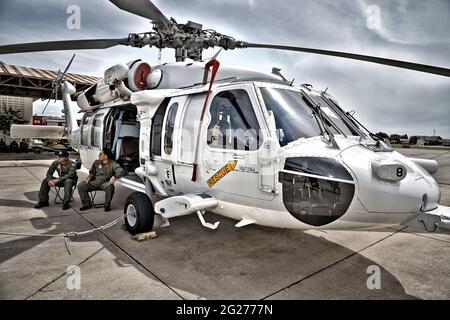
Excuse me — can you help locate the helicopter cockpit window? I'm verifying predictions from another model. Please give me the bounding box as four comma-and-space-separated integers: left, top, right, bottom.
207, 89, 261, 151
260, 87, 321, 147
309, 95, 356, 136
81, 115, 92, 145
164, 102, 178, 155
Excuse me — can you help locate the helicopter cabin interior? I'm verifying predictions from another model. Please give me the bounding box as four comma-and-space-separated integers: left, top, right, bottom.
79, 105, 140, 175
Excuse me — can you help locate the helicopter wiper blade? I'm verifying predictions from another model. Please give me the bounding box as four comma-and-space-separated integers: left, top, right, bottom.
0, 38, 128, 55
320, 93, 366, 139
301, 94, 339, 148
109, 0, 171, 27
345, 110, 381, 142
244, 43, 450, 77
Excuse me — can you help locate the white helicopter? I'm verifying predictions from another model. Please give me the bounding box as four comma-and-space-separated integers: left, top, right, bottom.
2, 0, 450, 235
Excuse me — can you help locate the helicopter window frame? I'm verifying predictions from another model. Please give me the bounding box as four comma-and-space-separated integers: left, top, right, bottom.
104, 108, 119, 150
256, 85, 328, 147
150, 98, 170, 159
178, 93, 206, 164
206, 87, 264, 152
91, 113, 104, 148
163, 102, 179, 155
80, 114, 92, 146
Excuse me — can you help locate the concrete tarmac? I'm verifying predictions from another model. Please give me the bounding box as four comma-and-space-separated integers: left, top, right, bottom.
0, 149, 449, 300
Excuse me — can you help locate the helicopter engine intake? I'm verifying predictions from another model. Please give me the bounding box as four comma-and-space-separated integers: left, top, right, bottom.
77, 60, 161, 111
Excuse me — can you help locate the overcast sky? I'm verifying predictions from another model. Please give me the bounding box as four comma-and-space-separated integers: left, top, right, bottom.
0, 0, 449, 137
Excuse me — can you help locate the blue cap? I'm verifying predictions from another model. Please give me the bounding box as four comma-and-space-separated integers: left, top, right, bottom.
55, 150, 69, 157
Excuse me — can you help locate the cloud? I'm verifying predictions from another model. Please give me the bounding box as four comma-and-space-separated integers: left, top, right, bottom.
0, 0, 449, 136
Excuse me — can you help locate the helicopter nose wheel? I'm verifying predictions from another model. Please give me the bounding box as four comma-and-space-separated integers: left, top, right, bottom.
124, 192, 155, 235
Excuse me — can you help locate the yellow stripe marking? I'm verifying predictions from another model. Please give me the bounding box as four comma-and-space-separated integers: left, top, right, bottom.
207, 160, 238, 188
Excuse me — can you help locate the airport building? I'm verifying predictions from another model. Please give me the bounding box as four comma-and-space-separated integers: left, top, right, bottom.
0, 62, 97, 144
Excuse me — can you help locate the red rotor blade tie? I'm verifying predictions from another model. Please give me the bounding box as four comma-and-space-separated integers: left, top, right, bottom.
192, 59, 220, 182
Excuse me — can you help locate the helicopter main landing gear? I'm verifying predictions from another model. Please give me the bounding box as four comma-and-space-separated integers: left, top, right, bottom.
124, 192, 155, 235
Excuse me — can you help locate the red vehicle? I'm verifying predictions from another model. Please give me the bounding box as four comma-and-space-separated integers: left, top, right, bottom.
32, 116, 47, 126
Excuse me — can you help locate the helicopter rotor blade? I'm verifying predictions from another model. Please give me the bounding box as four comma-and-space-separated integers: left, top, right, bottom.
245, 43, 450, 77
41, 98, 52, 115
109, 0, 171, 27
0, 38, 128, 55
61, 54, 76, 76
41, 54, 77, 115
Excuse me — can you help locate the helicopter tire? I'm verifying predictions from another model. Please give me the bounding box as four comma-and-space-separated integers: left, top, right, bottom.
124, 192, 155, 235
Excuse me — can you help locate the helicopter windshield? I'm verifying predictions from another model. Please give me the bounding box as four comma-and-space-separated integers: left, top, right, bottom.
260, 87, 321, 146
308, 94, 358, 137
260, 87, 359, 146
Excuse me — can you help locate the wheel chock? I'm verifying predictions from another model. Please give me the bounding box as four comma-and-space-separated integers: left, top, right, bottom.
132, 231, 158, 242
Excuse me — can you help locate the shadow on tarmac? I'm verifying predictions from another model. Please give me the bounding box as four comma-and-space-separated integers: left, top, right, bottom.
0, 187, 417, 299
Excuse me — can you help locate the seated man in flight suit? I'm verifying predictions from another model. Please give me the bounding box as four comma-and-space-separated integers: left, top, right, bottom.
77, 148, 124, 212
0, 139, 6, 152
34, 150, 77, 210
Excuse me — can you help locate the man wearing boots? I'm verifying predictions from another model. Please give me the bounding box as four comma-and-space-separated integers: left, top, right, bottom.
77, 148, 124, 212
34, 150, 77, 210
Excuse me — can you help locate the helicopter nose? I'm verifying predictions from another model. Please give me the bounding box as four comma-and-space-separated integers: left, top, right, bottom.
340, 145, 441, 215
279, 157, 356, 227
